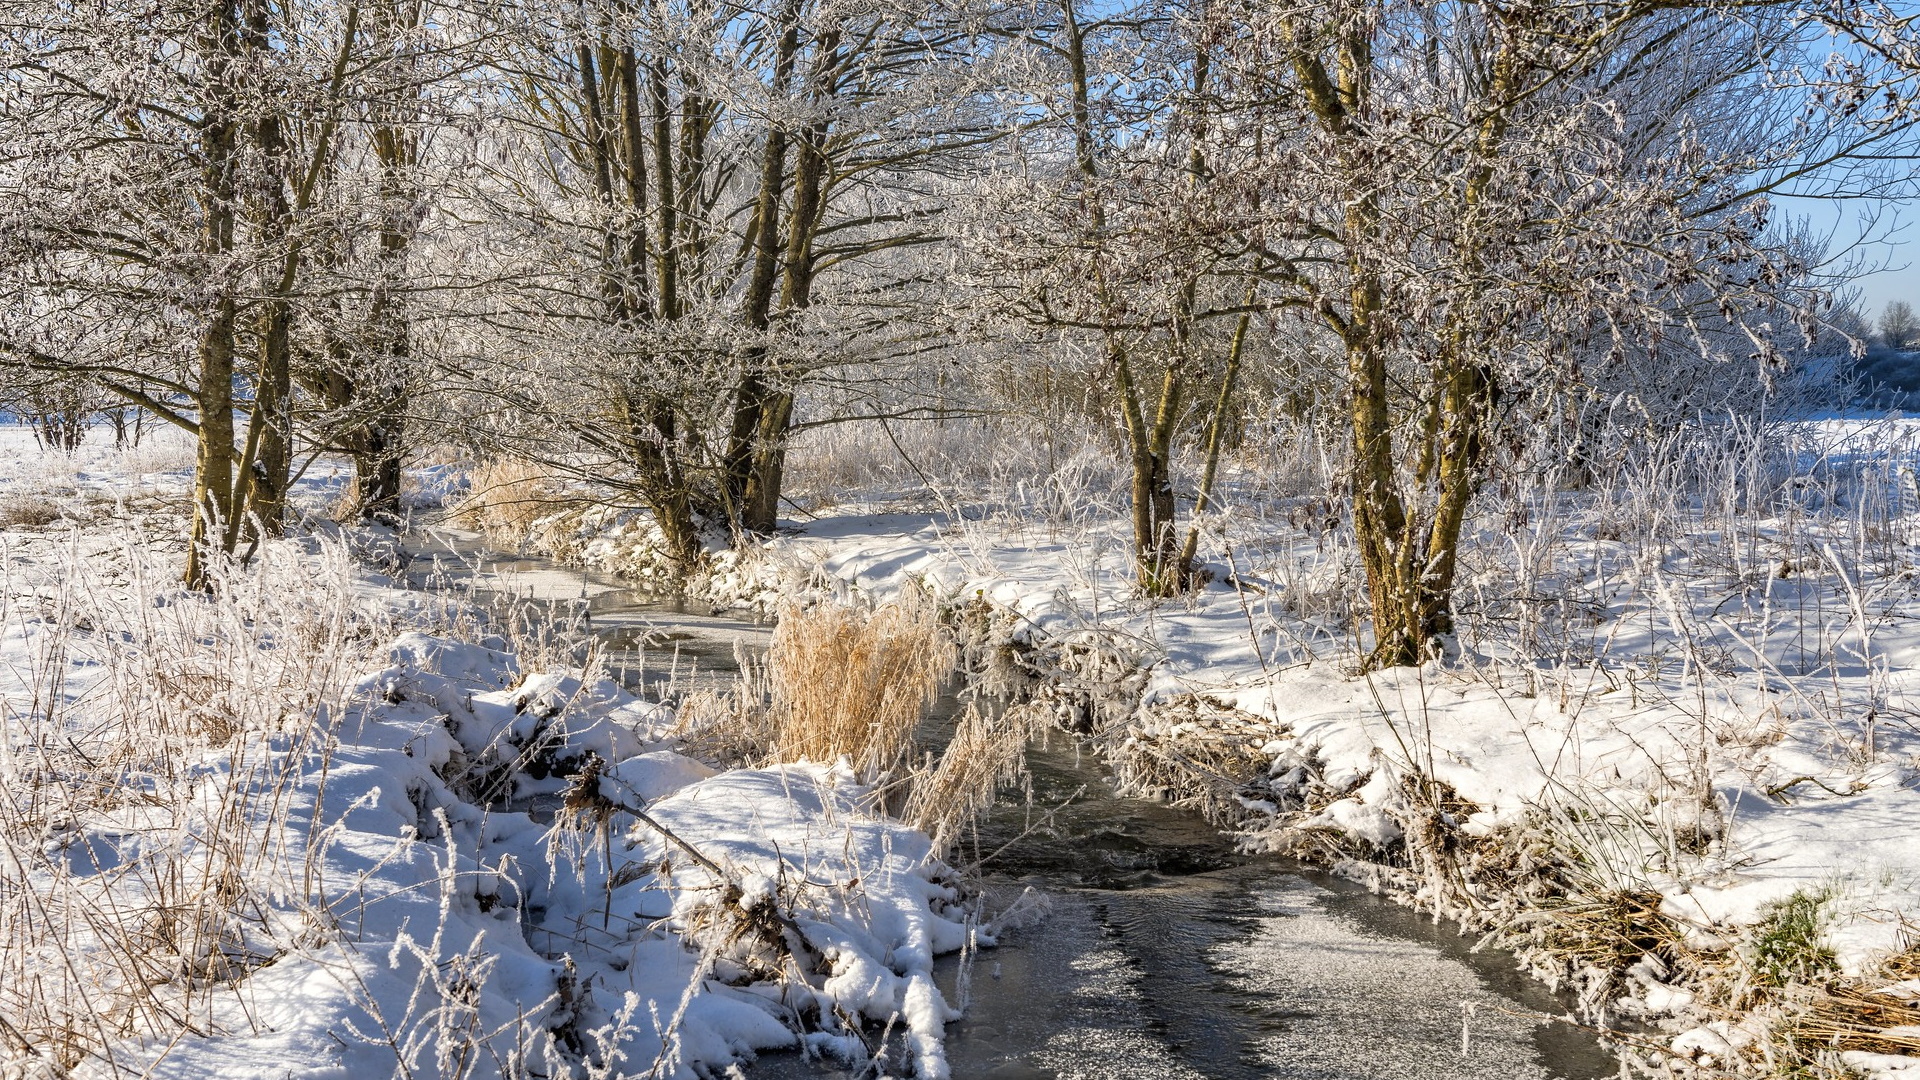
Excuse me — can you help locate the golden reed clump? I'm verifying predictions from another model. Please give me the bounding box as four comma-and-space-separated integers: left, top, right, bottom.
767, 594, 954, 778
452, 459, 564, 547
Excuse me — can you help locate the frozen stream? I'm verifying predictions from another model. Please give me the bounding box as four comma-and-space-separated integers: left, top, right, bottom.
399, 528, 1616, 1080
399, 526, 772, 696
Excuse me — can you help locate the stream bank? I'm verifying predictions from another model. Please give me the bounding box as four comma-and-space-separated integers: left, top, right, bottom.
398, 526, 1618, 1079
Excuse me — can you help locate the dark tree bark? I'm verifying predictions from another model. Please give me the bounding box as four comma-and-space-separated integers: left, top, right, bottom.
186, 0, 244, 589
723, 0, 803, 535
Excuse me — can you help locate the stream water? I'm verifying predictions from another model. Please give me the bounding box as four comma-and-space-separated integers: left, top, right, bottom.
399, 528, 1617, 1080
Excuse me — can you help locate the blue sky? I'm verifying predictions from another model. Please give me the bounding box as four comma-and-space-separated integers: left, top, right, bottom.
1779, 196, 1920, 321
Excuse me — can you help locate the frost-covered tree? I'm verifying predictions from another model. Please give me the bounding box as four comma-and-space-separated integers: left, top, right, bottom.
453, 0, 1007, 565
963, 0, 1276, 594
1213, 1, 1916, 667
1880, 300, 1918, 349
0, 0, 472, 576
2, 370, 104, 453
1, 0, 329, 580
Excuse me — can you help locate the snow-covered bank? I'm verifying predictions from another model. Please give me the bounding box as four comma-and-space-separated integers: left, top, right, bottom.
498, 415, 1920, 1077
300, 631, 977, 1080
781, 515, 1920, 1074
0, 464, 979, 1079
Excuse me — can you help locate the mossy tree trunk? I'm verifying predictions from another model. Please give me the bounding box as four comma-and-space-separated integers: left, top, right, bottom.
1061, 0, 1233, 597
1292, 10, 1519, 668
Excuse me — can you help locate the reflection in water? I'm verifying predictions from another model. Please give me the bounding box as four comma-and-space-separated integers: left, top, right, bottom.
400, 528, 1615, 1080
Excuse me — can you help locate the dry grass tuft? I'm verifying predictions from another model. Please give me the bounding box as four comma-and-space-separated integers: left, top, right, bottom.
1881, 944, 1920, 981
671, 607, 1021, 857
452, 459, 567, 547
668, 650, 780, 769
904, 702, 1037, 855
767, 596, 954, 778
1114, 695, 1281, 824
1775, 939, 1920, 1057
1788, 985, 1920, 1058
0, 531, 381, 1068
1528, 888, 1674, 975
0, 495, 64, 529
1779, 942, 1920, 1065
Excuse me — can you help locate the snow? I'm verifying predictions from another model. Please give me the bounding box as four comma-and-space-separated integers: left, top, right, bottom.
1308, 796, 1404, 849
12, 619, 978, 1078
622, 764, 977, 1079
1669, 1019, 1757, 1067
0, 430, 979, 1079
604, 750, 717, 803
711, 492, 1920, 972
1847, 1052, 1920, 1076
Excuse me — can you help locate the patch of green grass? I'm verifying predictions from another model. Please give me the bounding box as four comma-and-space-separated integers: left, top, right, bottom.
1751, 886, 1841, 989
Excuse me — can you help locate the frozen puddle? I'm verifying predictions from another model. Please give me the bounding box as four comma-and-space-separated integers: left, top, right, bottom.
398, 525, 772, 695
754, 866, 1613, 1080
1225, 880, 1582, 1079
932, 877, 1605, 1080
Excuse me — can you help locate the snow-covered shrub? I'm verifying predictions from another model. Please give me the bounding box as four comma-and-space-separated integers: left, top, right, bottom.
0, 495, 62, 529
783, 416, 1133, 527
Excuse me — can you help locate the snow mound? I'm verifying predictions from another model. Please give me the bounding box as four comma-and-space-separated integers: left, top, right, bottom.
42, 631, 974, 1079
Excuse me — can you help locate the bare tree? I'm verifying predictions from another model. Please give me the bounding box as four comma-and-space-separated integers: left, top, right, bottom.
1880, 300, 1919, 350
456, 0, 1005, 567
970, 0, 1270, 594
0, 0, 462, 577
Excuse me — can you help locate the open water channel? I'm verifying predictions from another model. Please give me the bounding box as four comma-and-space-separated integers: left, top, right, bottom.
399, 527, 1617, 1080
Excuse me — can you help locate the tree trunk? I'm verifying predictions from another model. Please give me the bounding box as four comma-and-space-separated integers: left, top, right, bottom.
1178, 299, 1255, 575
621, 393, 701, 565
574, 27, 698, 559
349, 417, 405, 520
646, 10, 678, 324
258, 3, 363, 525
1062, 0, 1207, 596
1108, 338, 1185, 594
724, 0, 801, 531
356, 2, 418, 524
247, 298, 293, 533
741, 390, 793, 533
1346, 24, 1519, 668
186, 0, 243, 589
739, 69, 832, 537
188, 300, 239, 588
615, 44, 653, 320
1341, 180, 1428, 666
235, 0, 295, 540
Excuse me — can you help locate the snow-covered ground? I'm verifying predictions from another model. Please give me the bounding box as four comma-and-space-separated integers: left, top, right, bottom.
0, 425, 980, 1080
12, 410, 1920, 1077
776, 507, 1920, 940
